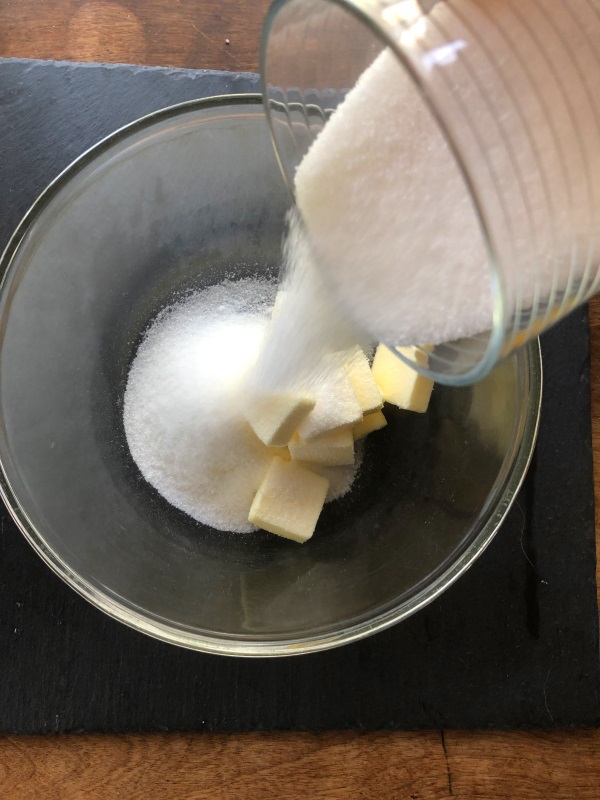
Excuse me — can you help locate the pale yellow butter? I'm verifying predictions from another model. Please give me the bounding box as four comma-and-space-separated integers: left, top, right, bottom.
353, 409, 387, 440
268, 445, 291, 461
246, 392, 315, 447
344, 346, 382, 414
248, 457, 329, 543
372, 344, 433, 413
290, 427, 355, 466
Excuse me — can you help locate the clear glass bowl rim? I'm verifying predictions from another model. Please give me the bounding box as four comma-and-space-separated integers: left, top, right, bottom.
0, 95, 542, 657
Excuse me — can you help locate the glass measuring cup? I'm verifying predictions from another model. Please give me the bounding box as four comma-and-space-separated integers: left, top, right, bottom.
261, 0, 600, 384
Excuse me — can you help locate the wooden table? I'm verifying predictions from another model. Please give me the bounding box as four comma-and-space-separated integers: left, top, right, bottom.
1, 1, 599, 797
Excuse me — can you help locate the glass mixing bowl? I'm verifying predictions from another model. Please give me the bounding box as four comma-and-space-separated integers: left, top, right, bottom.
0, 96, 541, 656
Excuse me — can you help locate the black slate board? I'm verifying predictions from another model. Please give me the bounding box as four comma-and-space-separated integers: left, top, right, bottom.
0, 58, 598, 733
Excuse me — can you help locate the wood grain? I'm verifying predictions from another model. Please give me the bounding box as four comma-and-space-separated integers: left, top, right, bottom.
1, 729, 600, 800
1, 1, 600, 798
0, 0, 271, 72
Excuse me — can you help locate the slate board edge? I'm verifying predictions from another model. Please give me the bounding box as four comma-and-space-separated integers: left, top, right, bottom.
0, 57, 597, 734
0, 56, 260, 84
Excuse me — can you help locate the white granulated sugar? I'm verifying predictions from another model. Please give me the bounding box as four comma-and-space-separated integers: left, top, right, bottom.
124, 280, 275, 532
295, 47, 492, 346
124, 279, 359, 533
251, 211, 369, 394
295, 0, 600, 348
249, 213, 371, 446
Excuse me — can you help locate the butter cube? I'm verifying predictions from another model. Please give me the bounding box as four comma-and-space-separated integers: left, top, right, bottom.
372, 344, 434, 413
290, 427, 355, 466
297, 356, 362, 440
268, 446, 291, 461
353, 409, 387, 440
344, 346, 382, 414
246, 392, 315, 447
248, 457, 329, 543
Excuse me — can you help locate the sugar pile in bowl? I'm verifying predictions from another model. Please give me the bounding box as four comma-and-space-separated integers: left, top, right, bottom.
123, 278, 363, 533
